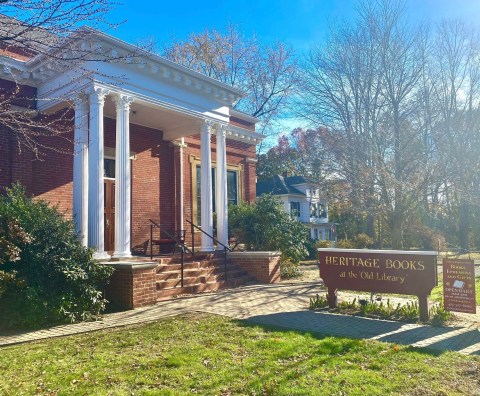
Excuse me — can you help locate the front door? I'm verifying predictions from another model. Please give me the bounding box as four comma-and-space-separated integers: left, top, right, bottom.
104, 179, 115, 252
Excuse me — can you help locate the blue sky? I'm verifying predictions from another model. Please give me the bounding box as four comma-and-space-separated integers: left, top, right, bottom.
105, 0, 480, 146
108, 0, 480, 52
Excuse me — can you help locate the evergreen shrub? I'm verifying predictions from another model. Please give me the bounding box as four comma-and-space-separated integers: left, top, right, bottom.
0, 184, 113, 329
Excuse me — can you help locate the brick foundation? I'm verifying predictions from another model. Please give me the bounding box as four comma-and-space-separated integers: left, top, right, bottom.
229, 251, 281, 283
103, 262, 157, 310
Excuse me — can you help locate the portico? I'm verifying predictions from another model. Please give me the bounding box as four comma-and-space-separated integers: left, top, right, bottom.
1, 27, 263, 259
71, 90, 234, 259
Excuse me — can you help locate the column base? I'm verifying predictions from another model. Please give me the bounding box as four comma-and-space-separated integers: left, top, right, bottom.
112, 251, 132, 259
93, 251, 111, 260
200, 246, 215, 253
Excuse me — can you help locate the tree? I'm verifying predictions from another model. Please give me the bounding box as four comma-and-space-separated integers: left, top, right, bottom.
428, 20, 480, 250
228, 194, 309, 264
0, 0, 145, 155
163, 24, 298, 140
256, 127, 332, 184
298, 0, 443, 249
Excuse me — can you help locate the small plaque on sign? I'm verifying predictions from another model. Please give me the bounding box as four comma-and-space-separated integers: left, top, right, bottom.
443, 258, 476, 314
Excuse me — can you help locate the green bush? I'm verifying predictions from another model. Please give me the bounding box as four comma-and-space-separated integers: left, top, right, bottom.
0, 184, 113, 329
336, 239, 356, 249
229, 194, 309, 264
315, 240, 332, 249
354, 233, 374, 249
309, 293, 329, 310
429, 301, 452, 327
280, 258, 302, 279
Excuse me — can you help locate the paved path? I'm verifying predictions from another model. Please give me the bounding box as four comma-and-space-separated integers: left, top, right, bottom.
1, 282, 479, 355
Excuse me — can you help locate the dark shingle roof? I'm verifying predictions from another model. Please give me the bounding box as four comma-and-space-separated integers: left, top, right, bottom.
283, 175, 314, 185
256, 175, 306, 197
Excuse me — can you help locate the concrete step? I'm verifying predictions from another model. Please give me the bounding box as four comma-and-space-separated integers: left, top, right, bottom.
156, 275, 256, 301
156, 266, 222, 280
156, 268, 250, 289
156, 260, 221, 273
155, 253, 219, 265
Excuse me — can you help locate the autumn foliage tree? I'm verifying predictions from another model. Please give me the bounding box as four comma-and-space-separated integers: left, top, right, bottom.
163, 24, 298, 139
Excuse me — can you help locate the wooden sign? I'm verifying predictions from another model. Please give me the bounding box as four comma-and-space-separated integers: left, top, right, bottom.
443, 258, 476, 314
318, 248, 438, 321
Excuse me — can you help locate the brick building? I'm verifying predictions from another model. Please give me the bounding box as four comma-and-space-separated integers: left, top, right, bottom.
0, 20, 263, 260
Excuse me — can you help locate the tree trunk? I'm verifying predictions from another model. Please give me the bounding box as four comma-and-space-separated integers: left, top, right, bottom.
458, 200, 470, 252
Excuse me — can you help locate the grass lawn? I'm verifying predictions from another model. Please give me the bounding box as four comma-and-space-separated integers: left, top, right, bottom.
1, 313, 479, 396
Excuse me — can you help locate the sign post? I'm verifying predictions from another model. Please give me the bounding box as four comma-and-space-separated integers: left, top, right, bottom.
443, 258, 476, 314
318, 248, 438, 322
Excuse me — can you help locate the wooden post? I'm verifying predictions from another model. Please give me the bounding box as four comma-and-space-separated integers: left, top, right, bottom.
327, 287, 338, 308
418, 294, 429, 322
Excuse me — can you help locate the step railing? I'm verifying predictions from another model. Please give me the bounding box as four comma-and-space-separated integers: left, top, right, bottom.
186, 219, 232, 281
149, 220, 193, 288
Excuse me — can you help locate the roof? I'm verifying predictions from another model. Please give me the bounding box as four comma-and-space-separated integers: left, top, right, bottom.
256, 175, 306, 197
283, 175, 315, 185
0, 14, 59, 58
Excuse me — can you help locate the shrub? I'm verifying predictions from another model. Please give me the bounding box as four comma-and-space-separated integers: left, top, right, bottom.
336, 239, 356, 249
429, 301, 452, 327
229, 194, 309, 264
309, 293, 329, 310
315, 240, 332, 249
305, 238, 317, 259
280, 258, 302, 279
0, 184, 113, 329
354, 233, 374, 249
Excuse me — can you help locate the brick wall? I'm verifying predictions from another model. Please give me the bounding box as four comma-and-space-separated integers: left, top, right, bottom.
229, 251, 281, 283
104, 262, 157, 309
2, 112, 258, 254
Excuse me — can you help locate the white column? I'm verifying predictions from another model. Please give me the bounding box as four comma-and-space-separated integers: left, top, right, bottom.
113, 94, 134, 258
216, 125, 228, 247
88, 86, 109, 260
179, 137, 185, 231
200, 121, 214, 251
172, 138, 187, 231
73, 94, 88, 247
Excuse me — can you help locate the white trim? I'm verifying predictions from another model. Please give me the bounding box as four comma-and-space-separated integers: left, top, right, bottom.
317, 248, 438, 256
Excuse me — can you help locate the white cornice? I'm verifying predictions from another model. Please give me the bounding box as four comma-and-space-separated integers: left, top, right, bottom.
23, 27, 246, 106
230, 108, 260, 123
227, 124, 265, 144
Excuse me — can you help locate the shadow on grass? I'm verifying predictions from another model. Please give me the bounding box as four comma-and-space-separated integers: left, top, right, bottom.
240, 310, 480, 355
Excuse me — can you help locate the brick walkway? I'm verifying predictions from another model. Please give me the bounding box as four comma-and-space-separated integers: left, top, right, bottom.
1, 282, 479, 355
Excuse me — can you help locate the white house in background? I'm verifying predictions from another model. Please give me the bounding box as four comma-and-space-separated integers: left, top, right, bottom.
256, 175, 334, 241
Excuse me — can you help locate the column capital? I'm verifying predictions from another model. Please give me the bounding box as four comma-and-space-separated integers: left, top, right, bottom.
216, 123, 228, 138
88, 86, 110, 106
73, 93, 88, 109
112, 94, 135, 112
201, 119, 215, 135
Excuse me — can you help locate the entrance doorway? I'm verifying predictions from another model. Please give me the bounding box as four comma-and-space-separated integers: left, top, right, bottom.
104, 179, 115, 252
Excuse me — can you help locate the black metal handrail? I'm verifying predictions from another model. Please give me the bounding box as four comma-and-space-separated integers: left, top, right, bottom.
149, 219, 193, 288
186, 219, 232, 281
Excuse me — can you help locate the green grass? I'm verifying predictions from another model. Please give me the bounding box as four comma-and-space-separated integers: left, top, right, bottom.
1, 313, 479, 395
431, 276, 480, 305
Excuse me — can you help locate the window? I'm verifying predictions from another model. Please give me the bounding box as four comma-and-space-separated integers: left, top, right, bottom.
290, 201, 300, 218
227, 170, 238, 206
319, 204, 327, 218
104, 159, 115, 179
314, 228, 318, 240
195, 165, 240, 224
310, 202, 318, 218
